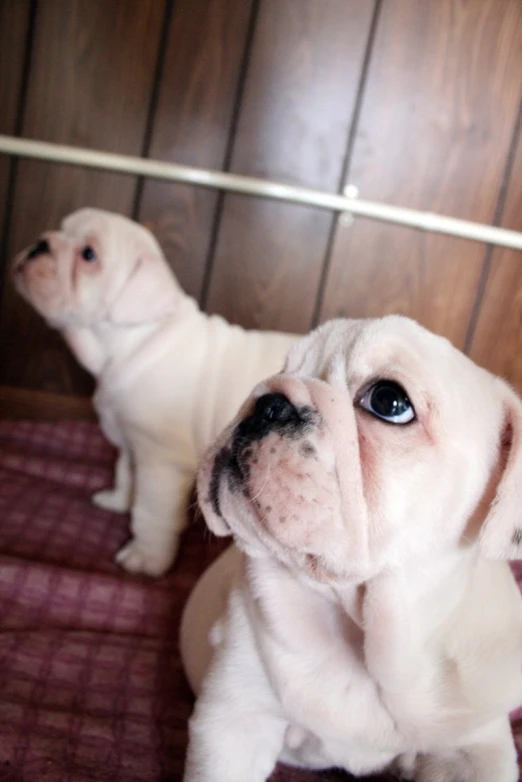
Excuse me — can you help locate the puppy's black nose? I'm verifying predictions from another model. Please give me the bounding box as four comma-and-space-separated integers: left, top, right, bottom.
237, 393, 300, 440
26, 238, 50, 260
254, 393, 297, 425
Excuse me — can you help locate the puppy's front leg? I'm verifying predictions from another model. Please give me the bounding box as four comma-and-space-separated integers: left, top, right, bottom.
184, 706, 286, 782
184, 616, 287, 782
93, 448, 133, 512
415, 717, 518, 782
116, 453, 191, 577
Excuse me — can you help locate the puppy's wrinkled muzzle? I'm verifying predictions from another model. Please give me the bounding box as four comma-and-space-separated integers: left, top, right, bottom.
198, 372, 373, 579
198, 377, 324, 539
197, 380, 316, 537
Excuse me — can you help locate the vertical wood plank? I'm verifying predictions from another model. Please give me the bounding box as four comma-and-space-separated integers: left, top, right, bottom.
205, 0, 376, 333
319, 0, 522, 347
0, 0, 32, 271
468, 119, 522, 391
0, 0, 166, 393
137, 0, 254, 299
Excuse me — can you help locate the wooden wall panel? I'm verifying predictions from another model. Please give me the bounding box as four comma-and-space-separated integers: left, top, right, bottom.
319, 0, 522, 348
0, 0, 31, 272
0, 0, 166, 393
137, 0, 254, 300
2, 0, 522, 411
205, 0, 376, 333
468, 120, 522, 391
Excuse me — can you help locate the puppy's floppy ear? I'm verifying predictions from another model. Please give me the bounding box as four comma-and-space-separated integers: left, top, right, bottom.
110, 253, 182, 325
479, 383, 522, 560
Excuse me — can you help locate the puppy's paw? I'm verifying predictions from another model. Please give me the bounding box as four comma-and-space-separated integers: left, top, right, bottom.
414, 751, 517, 782
392, 752, 416, 780
115, 538, 177, 577
92, 488, 131, 513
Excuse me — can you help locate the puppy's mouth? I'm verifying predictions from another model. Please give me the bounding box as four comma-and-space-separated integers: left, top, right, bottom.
198, 375, 369, 583
208, 392, 317, 525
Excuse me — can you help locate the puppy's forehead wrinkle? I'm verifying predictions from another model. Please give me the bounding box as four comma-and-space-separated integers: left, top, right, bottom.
285, 318, 358, 375
62, 209, 162, 260
288, 316, 444, 392
345, 337, 481, 421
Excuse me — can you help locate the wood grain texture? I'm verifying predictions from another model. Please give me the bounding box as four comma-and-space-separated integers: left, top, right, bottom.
319, 0, 522, 347
137, 0, 254, 300
0, 0, 166, 392
0, 0, 31, 270
468, 116, 522, 391
0, 385, 95, 420
205, 0, 376, 333
0, 0, 30, 133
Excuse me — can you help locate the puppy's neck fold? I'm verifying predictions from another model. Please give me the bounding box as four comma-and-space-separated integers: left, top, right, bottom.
63, 296, 200, 379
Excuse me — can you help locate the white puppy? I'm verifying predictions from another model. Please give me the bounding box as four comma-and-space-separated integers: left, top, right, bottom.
12, 208, 297, 576
181, 316, 522, 781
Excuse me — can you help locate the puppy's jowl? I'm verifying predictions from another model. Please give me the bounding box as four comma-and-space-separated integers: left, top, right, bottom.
12, 208, 296, 576
182, 316, 522, 782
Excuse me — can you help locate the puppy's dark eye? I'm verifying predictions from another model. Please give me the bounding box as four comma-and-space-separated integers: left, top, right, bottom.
80, 245, 96, 262
358, 380, 415, 424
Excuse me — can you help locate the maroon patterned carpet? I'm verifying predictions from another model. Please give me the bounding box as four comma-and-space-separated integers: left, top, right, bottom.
0, 420, 521, 781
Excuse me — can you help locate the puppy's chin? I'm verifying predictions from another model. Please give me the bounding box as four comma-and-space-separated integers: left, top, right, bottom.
16, 280, 60, 322
197, 437, 356, 586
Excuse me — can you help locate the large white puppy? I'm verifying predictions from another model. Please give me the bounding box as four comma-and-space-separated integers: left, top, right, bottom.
181, 316, 522, 781
12, 208, 296, 576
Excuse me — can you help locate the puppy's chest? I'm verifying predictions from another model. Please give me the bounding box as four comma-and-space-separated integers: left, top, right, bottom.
255, 599, 400, 752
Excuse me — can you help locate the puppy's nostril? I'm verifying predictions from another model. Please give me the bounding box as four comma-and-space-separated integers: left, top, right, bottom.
26, 238, 50, 260
236, 392, 303, 441
253, 393, 297, 425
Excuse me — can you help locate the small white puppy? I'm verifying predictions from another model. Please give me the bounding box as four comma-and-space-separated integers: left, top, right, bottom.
181, 316, 522, 782
12, 208, 296, 576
